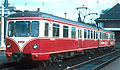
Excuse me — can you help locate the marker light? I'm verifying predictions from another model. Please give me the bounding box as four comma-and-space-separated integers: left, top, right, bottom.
33, 44, 39, 49
7, 44, 11, 48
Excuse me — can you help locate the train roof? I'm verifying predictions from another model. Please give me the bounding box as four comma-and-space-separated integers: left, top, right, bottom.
8, 11, 114, 34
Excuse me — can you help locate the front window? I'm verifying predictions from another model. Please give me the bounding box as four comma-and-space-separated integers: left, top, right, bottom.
15, 21, 30, 37
8, 21, 14, 37
31, 21, 39, 37
7, 21, 39, 37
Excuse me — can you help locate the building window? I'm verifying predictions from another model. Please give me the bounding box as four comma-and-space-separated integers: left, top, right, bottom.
53, 23, 59, 37
44, 22, 49, 36
63, 26, 69, 38
31, 21, 39, 37
71, 27, 76, 38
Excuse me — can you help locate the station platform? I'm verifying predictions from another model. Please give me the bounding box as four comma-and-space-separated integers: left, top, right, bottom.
0, 47, 6, 54
101, 57, 120, 70
0, 53, 8, 65
0, 46, 7, 65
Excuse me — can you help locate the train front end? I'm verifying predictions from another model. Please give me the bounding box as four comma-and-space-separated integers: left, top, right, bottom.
6, 16, 49, 61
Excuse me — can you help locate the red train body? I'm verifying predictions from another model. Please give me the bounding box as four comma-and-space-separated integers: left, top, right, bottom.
6, 11, 115, 61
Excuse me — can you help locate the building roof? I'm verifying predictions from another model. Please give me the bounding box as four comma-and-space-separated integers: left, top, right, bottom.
96, 3, 120, 21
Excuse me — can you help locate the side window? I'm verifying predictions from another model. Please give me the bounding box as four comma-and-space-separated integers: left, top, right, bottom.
102, 33, 104, 39
44, 22, 49, 37
110, 34, 112, 40
102, 32, 104, 39
53, 23, 59, 37
31, 21, 39, 37
96, 31, 98, 39
113, 35, 115, 39
100, 32, 102, 39
104, 33, 106, 39
71, 27, 76, 38
94, 31, 96, 39
88, 30, 90, 39
63, 26, 69, 38
103, 33, 105, 39
84, 29, 87, 39
78, 28, 82, 38
106, 33, 107, 39
91, 30, 93, 39
106, 33, 108, 39
8, 21, 14, 37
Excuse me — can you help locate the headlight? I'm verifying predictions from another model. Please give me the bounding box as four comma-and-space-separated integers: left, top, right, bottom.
7, 44, 11, 48
33, 44, 39, 49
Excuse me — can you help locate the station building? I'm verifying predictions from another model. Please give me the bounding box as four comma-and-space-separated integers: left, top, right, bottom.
96, 3, 120, 48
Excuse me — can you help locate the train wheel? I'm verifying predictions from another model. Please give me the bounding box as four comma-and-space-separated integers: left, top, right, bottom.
42, 61, 51, 67
81, 51, 85, 55
108, 46, 114, 51
98, 47, 103, 53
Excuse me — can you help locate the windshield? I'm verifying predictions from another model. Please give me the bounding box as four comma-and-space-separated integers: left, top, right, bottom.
15, 21, 30, 37
8, 21, 14, 37
8, 21, 39, 37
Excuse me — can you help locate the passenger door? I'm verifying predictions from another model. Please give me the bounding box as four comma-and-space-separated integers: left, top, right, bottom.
78, 28, 82, 48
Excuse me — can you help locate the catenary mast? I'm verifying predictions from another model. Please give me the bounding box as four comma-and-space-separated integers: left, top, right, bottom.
1, 0, 5, 47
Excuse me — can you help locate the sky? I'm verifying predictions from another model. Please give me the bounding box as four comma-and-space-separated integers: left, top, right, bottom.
1, 0, 119, 23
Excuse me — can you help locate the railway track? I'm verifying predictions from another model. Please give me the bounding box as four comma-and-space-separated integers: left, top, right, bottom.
0, 61, 18, 70
64, 50, 120, 70
1, 49, 119, 70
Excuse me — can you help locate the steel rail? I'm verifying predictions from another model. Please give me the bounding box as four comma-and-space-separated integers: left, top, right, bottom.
64, 50, 120, 70
93, 52, 120, 70
0, 61, 17, 69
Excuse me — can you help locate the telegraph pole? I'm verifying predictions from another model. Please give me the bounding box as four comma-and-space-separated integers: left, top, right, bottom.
1, 0, 5, 47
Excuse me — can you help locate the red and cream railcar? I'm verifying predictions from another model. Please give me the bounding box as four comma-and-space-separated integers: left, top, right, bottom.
6, 11, 115, 61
